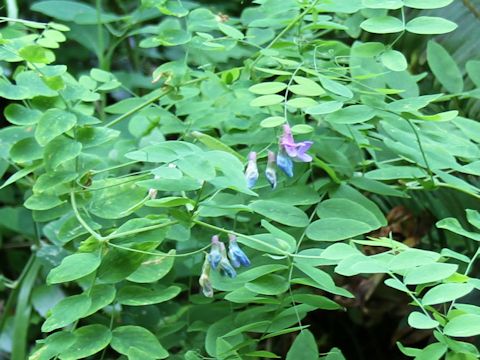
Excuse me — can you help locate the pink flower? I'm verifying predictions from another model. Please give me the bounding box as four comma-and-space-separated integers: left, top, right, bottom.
280, 124, 313, 162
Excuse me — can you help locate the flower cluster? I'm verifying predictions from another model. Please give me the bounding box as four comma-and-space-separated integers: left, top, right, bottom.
245, 124, 313, 188
199, 234, 250, 297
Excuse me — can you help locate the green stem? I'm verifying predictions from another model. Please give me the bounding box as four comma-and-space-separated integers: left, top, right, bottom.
106, 242, 211, 257
105, 88, 172, 127
103, 220, 179, 241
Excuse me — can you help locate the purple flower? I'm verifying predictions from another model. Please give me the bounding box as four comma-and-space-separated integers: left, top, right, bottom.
265, 151, 277, 189
280, 124, 313, 162
245, 151, 259, 189
228, 234, 251, 268
207, 235, 222, 270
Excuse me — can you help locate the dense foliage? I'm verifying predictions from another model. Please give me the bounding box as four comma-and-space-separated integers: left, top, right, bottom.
1, 0, 480, 359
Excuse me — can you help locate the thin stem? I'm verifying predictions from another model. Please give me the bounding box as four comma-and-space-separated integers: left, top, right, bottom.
284, 62, 304, 125
106, 242, 211, 257
105, 88, 172, 127
388, 272, 442, 333
193, 220, 289, 255
405, 119, 435, 184
251, 0, 320, 68
70, 190, 103, 240
448, 246, 480, 312
103, 220, 178, 241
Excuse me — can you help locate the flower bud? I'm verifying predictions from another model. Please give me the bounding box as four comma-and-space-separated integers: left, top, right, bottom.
265, 151, 277, 189
245, 151, 259, 189
199, 255, 214, 298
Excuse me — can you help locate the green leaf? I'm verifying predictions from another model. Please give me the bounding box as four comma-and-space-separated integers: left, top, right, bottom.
58, 325, 111, 359
218, 22, 244, 39
89, 177, 147, 219
291, 124, 314, 134
325, 105, 375, 124
293, 294, 341, 310
85, 284, 116, 317
24, 193, 64, 211
305, 101, 343, 115
260, 116, 285, 128
407, 312, 439, 330
444, 314, 480, 337
380, 50, 407, 71
403, 263, 458, 285
403, 0, 454, 9
388, 249, 440, 271
427, 41, 463, 93
127, 250, 175, 283
249, 200, 309, 227
111, 325, 168, 359
250, 94, 284, 107
415, 343, 447, 360
35, 109, 77, 146
318, 76, 353, 98
290, 76, 325, 96
10, 138, 43, 163
41, 294, 91, 332
245, 274, 289, 295
0, 163, 41, 190
295, 262, 339, 295
362, 0, 403, 9
117, 285, 181, 306
316, 198, 383, 229
466, 60, 480, 88
307, 218, 372, 241
365, 166, 428, 180
19, 45, 55, 64
286, 97, 318, 108
249, 82, 287, 95
286, 330, 318, 360
30, 331, 75, 360
4, 104, 42, 125
47, 253, 101, 284
245, 351, 281, 358
436, 217, 480, 241
422, 283, 474, 306
191, 132, 244, 162
406, 16, 457, 34
360, 16, 404, 34
44, 136, 82, 170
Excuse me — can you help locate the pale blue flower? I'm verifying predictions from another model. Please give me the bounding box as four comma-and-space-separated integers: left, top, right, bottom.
228, 234, 250, 268
218, 241, 236, 278
245, 151, 259, 188
207, 235, 222, 270
276, 148, 294, 177
199, 255, 214, 298
265, 150, 277, 189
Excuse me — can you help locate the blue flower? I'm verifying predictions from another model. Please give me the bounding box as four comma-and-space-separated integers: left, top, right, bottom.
218, 241, 237, 278
276, 148, 294, 177
207, 235, 222, 270
245, 151, 259, 188
265, 150, 277, 189
228, 234, 251, 268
